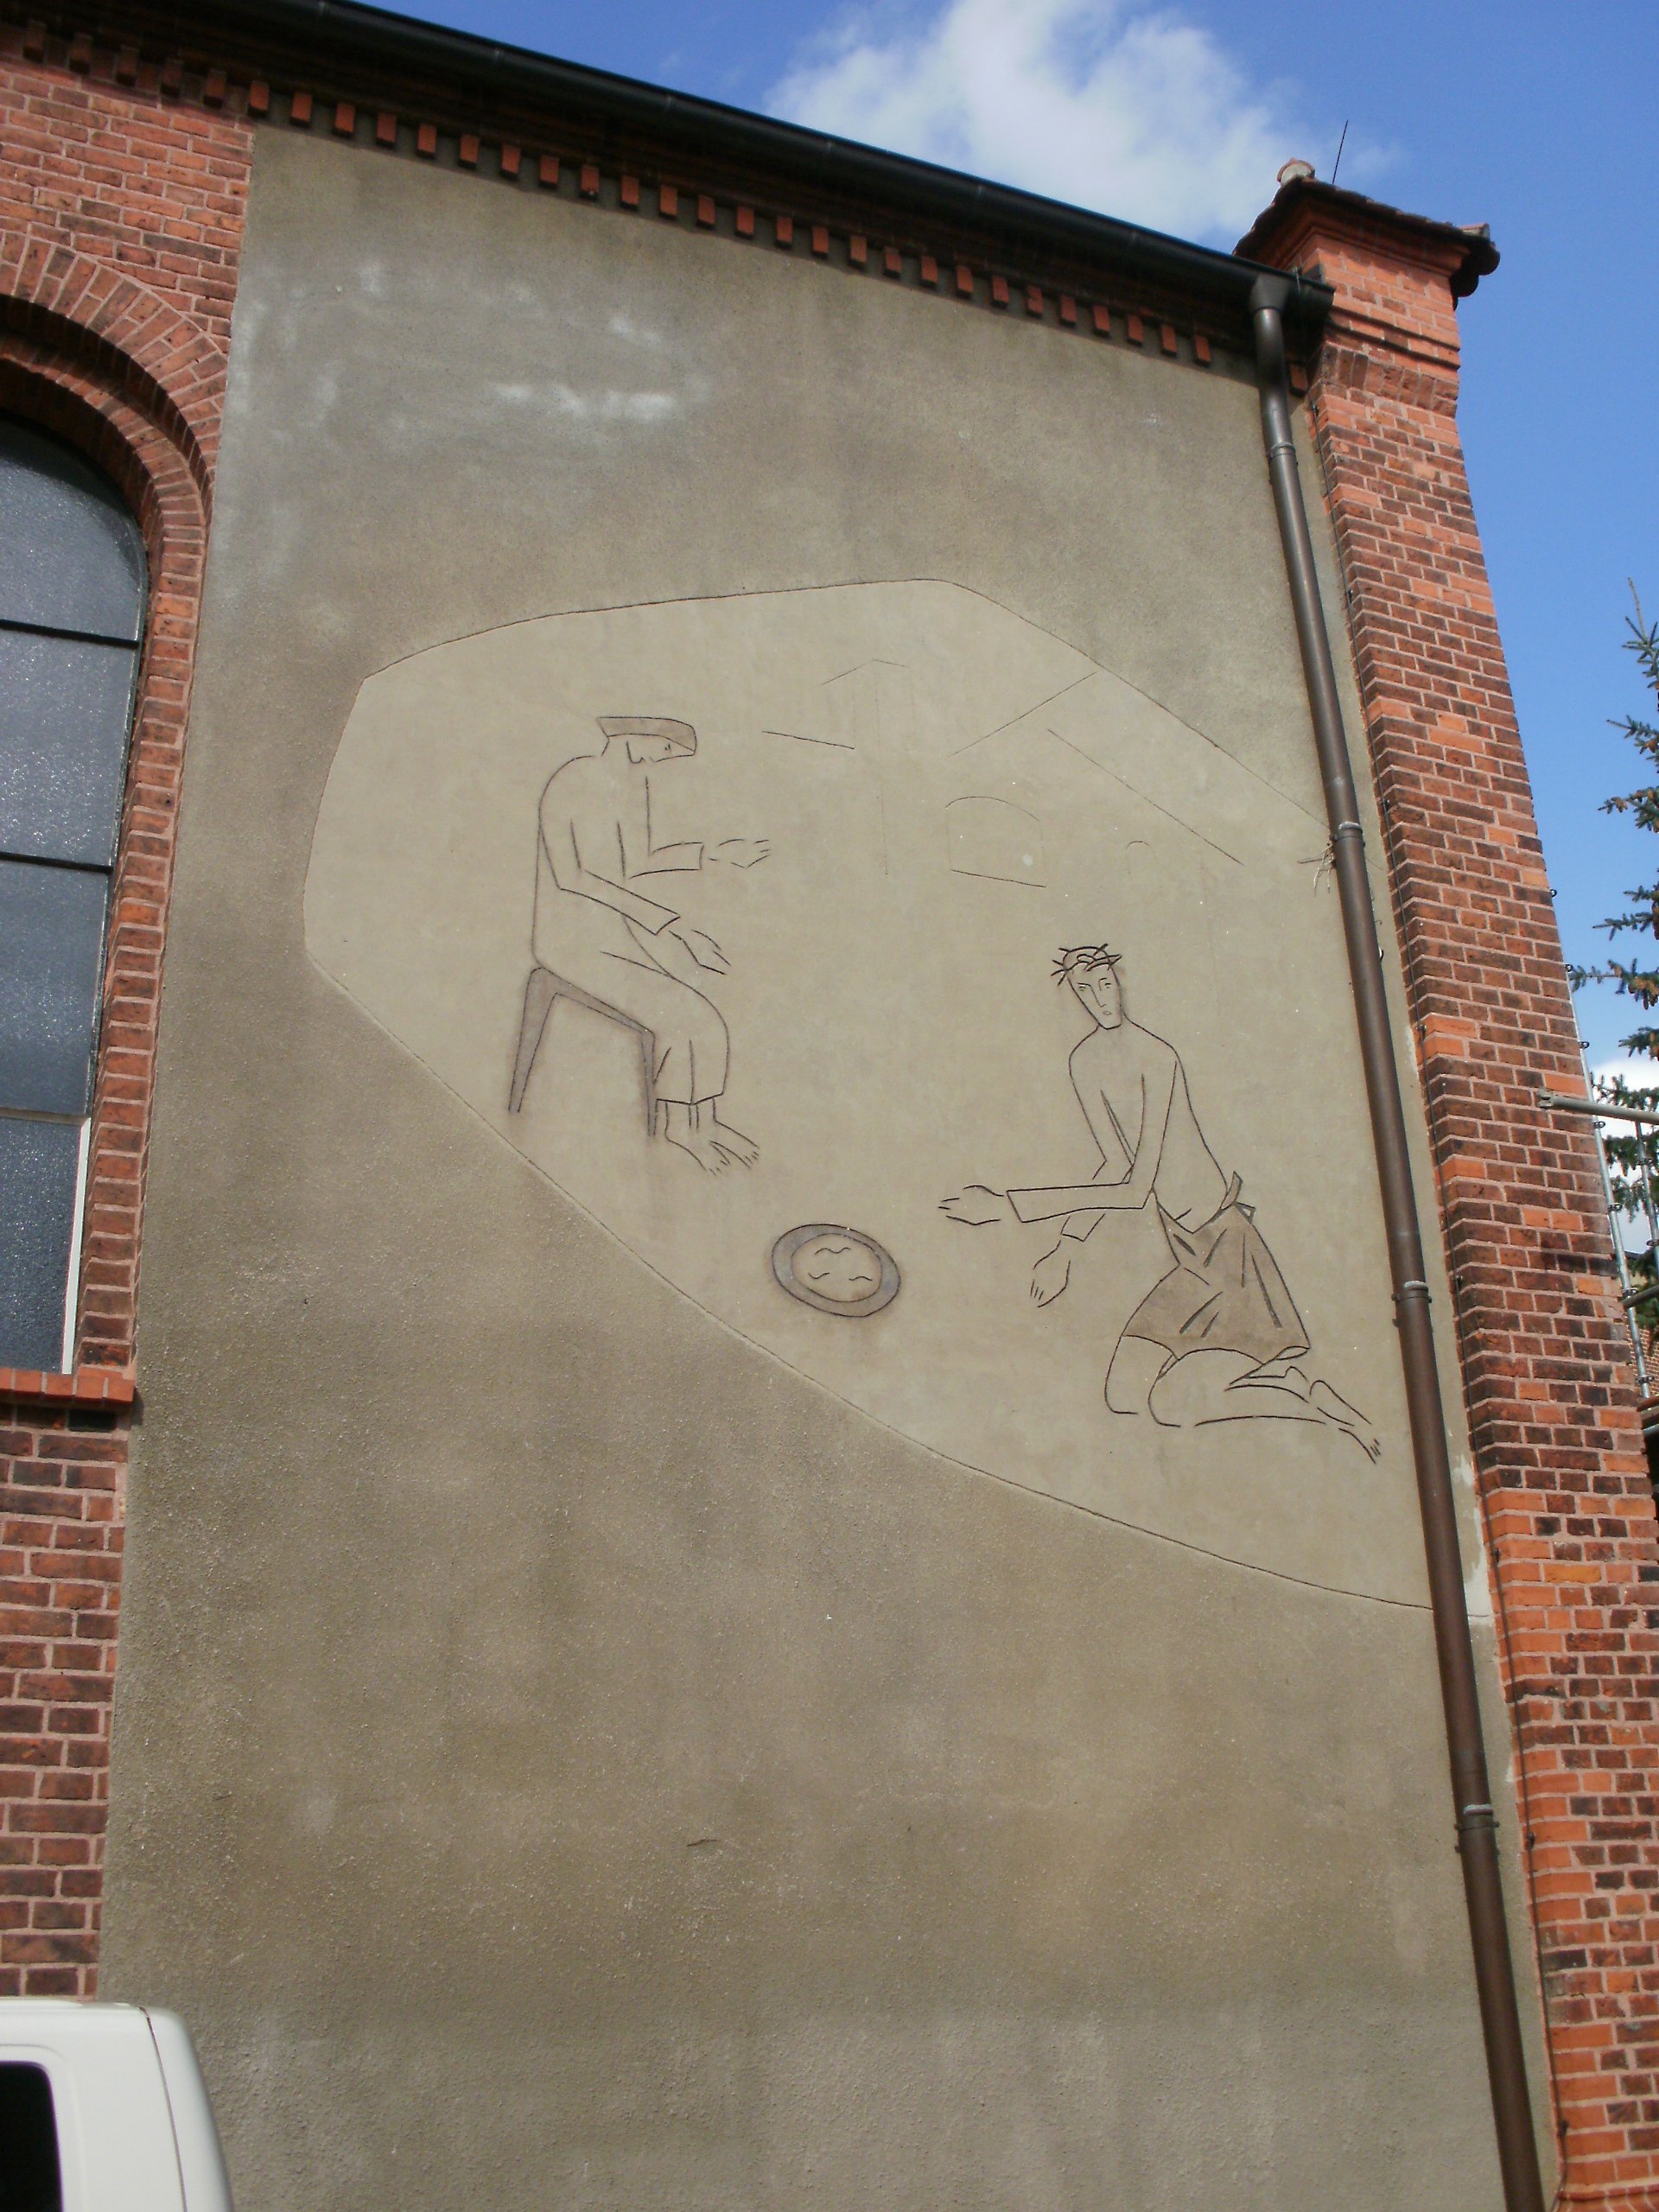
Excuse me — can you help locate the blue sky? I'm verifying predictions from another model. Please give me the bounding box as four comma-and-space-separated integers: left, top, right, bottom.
396, 0, 1659, 1072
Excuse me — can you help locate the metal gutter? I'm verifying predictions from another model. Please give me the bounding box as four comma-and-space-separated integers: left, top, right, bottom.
1249, 272, 1547, 2212
150, 0, 1330, 346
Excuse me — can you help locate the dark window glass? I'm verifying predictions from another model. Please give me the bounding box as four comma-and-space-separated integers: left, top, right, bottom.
0, 628, 138, 865
0, 415, 143, 1371
0, 1120, 82, 1372
0, 2060, 65, 2212
0, 419, 145, 643
0, 858, 109, 1116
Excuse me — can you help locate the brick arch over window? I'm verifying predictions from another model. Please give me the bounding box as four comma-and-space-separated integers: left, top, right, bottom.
0, 245, 226, 501
0, 43, 249, 1999
0, 332, 210, 1377
0, 317, 229, 1998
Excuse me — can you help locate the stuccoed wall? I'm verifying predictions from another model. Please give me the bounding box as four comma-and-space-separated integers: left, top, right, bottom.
100, 130, 1540, 2208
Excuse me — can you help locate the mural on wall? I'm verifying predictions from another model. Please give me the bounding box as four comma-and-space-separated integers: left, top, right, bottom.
513, 714, 766, 1173
771, 1223, 900, 1317
306, 580, 1418, 1596
941, 944, 1376, 1459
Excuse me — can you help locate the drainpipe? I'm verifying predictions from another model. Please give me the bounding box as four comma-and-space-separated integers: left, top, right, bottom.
1249, 273, 1547, 2212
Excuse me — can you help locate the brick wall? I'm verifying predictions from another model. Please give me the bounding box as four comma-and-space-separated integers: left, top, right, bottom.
1246, 180, 1659, 2210
4, 29, 1655, 2200
0, 23, 250, 1995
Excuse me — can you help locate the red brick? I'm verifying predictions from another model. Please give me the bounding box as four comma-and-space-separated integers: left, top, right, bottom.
1251, 183, 1659, 2196
0, 41, 247, 1999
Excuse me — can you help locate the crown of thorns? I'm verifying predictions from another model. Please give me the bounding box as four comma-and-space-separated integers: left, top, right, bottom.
1053, 944, 1122, 985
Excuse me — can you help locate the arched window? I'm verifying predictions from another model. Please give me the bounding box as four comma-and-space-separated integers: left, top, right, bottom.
0, 418, 146, 1372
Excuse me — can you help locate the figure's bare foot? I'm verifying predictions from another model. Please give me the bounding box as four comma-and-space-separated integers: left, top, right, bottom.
707, 1116, 758, 1168
658, 1103, 757, 1173
1312, 1378, 1381, 1461
659, 1101, 727, 1173
662, 1122, 731, 1173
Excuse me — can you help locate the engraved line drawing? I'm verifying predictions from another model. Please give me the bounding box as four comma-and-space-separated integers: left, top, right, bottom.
946, 796, 1046, 887
772, 1224, 901, 1318
1041, 727, 1244, 868
509, 715, 767, 1173
822, 655, 909, 691
761, 728, 854, 749
308, 577, 1423, 1598
950, 672, 1096, 755
941, 942, 1378, 1457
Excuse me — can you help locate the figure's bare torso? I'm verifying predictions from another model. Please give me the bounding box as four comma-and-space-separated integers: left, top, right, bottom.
1070, 1022, 1227, 1226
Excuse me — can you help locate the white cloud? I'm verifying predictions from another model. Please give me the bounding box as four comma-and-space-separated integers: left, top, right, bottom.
769, 0, 1359, 245
1592, 1054, 1659, 1101
1588, 1057, 1659, 1249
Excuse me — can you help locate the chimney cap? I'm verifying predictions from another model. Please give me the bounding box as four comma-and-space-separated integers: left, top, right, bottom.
1236, 179, 1502, 301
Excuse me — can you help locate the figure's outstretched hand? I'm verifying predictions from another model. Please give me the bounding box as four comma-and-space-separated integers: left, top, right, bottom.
673, 924, 730, 975
709, 836, 771, 869
940, 1185, 1009, 1227
1029, 1245, 1071, 1306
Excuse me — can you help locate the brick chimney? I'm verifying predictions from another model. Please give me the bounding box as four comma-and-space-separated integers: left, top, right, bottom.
1243, 176, 1659, 2212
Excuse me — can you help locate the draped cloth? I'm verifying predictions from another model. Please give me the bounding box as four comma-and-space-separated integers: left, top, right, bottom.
1122, 1174, 1310, 1367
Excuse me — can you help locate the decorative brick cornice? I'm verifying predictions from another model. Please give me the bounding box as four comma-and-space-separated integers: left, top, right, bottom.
0, 4, 1262, 381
